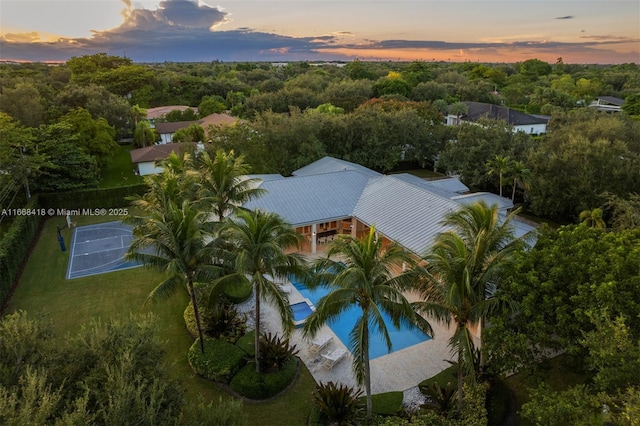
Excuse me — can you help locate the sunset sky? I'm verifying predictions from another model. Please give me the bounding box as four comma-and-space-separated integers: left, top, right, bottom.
1, 0, 639, 64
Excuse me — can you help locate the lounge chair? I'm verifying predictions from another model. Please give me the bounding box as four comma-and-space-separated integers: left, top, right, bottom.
278, 284, 292, 294
321, 347, 348, 370
309, 334, 333, 354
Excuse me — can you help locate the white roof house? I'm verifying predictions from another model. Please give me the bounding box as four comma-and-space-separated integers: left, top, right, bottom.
245, 157, 533, 256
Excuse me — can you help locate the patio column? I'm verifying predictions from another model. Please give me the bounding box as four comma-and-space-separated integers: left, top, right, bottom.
350, 220, 357, 238
311, 223, 317, 254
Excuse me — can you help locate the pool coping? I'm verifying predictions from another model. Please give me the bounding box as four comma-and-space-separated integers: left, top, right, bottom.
258, 275, 457, 395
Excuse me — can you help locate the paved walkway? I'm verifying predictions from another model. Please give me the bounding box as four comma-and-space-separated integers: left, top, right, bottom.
247, 276, 456, 395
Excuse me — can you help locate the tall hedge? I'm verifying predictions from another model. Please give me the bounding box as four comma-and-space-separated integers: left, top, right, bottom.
38, 183, 148, 210
0, 197, 43, 309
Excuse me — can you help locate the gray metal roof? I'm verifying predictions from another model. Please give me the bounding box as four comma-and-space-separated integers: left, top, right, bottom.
292, 156, 382, 178
452, 192, 514, 210
391, 173, 469, 200
243, 157, 535, 256
353, 175, 460, 255
424, 177, 469, 194
244, 170, 371, 226
247, 174, 285, 182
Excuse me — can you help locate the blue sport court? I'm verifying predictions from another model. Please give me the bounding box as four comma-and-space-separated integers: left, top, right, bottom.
66, 221, 143, 279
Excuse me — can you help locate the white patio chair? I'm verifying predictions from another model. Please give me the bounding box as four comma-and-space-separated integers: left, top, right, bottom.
321, 347, 348, 370
309, 334, 333, 354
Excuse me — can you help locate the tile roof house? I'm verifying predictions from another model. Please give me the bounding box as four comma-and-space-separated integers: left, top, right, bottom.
146, 105, 197, 120
244, 156, 534, 255
129, 142, 199, 176
154, 113, 241, 144
446, 101, 550, 135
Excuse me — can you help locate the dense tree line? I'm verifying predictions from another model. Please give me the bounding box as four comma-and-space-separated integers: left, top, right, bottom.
0, 311, 248, 425
1, 54, 639, 222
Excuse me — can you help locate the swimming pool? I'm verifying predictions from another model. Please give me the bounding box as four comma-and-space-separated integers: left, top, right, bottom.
291, 299, 315, 327
289, 276, 431, 359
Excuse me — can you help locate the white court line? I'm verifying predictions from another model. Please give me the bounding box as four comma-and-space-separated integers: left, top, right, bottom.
67, 227, 80, 279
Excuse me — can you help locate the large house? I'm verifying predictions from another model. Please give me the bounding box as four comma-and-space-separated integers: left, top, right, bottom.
244, 156, 535, 256
446, 101, 550, 135
588, 96, 625, 113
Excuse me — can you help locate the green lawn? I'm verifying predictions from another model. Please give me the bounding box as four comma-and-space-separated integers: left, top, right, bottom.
99, 144, 144, 188
6, 213, 316, 425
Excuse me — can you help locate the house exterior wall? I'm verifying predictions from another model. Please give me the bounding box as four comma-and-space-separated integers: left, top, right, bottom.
514, 123, 547, 135
138, 161, 164, 176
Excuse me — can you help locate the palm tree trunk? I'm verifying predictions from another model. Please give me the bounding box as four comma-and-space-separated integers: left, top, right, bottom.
188, 279, 205, 353
457, 344, 463, 416
254, 284, 261, 373
365, 349, 372, 418
498, 173, 503, 197
511, 178, 517, 202
478, 319, 486, 374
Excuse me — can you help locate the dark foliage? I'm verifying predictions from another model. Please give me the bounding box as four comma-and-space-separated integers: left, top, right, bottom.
312, 381, 364, 425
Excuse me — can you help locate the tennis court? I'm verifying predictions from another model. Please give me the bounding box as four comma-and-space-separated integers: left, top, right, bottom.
66, 221, 143, 279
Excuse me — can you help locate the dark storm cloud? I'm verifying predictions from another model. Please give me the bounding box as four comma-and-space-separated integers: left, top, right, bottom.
556, 15, 575, 20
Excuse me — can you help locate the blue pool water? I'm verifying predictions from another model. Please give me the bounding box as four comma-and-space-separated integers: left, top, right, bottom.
290, 276, 431, 359
291, 301, 314, 322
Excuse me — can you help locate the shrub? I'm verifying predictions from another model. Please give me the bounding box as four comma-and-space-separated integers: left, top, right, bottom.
186, 396, 248, 426
235, 330, 255, 357
38, 183, 147, 210
187, 338, 246, 384
230, 357, 297, 399
0, 197, 42, 308
259, 332, 299, 373
183, 300, 247, 343
223, 280, 253, 304
422, 381, 456, 414
312, 381, 364, 425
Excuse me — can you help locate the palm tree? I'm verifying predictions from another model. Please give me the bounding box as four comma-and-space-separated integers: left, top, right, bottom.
218, 209, 305, 372
486, 154, 511, 198
196, 149, 266, 222
448, 102, 468, 126
412, 202, 523, 415
579, 208, 606, 228
303, 228, 432, 418
124, 157, 220, 353
124, 198, 220, 353
509, 160, 530, 203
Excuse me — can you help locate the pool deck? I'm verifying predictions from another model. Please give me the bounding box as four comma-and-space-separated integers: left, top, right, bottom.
256, 275, 456, 395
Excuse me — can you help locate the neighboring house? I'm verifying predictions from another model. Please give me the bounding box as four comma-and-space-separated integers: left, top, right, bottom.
154, 121, 197, 144
244, 156, 533, 255
154, 113, 241, 144
129, 142, 201, 176
446, 101, 550, 135
588, 96, 625, 113
146, 105, 198, 121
